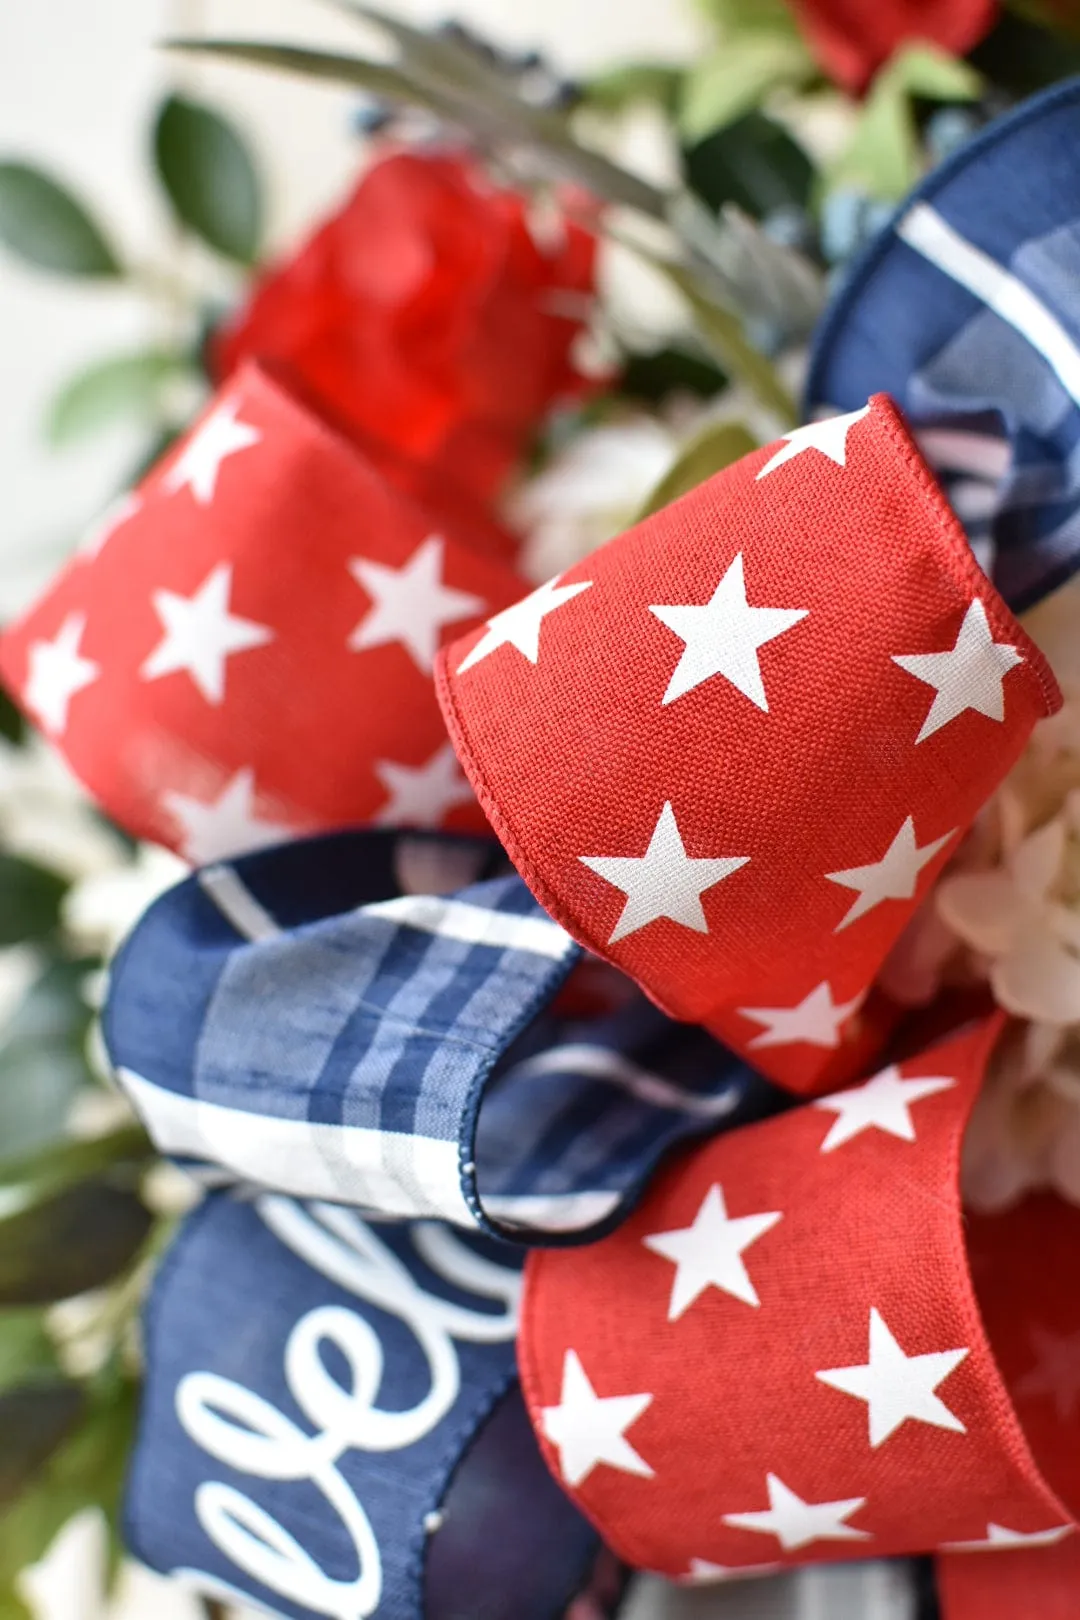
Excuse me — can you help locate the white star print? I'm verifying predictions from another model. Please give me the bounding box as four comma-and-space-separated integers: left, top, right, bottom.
826, 816, 955, 932
739, 982, 863, 1051
682, 1559, 780, 1585
162, 399, 261, 504
162, 768, 293, 864
349, 536, 484, 675
892, 599, 1023, 744
580, 801, 750, 945
755, 405, 871, 480
944, 1523, 1074, 1552
373, 742, 474, 828
813, 1065, 956, 1153
456, 573, 591, 674
816, 1308, 969, 1448
540, 1350, 653, 1488
644, 1184, 781, 1317
78, 491, 141, 558
23, 613, 101, 735
1015, 1325, 1080, 1420
723, 1474, 870, 1552
140, 563, 273, 705
649, 553, 808, 710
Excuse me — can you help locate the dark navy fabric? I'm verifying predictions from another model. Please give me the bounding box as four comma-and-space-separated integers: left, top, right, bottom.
808, 76, 1080, 612
127, 1190, 597, 1620
104, 830, 783, 1244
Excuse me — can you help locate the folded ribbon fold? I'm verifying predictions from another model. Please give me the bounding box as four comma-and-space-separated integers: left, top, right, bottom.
438, 395, 1059, 1093
519, 1017, 1080, 1605
103, 828, 783, 1242
0, 362, 526, 860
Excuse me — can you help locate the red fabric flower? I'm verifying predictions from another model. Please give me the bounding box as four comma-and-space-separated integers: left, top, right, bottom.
213, 150, 599, 504
790, 0, 998, 93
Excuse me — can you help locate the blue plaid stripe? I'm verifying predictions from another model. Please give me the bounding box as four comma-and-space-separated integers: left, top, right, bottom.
105, 830, 783, 1242
807, 76, 1080, 612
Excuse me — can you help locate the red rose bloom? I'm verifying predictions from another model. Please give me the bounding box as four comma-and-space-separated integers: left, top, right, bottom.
213, 150, 599, 505
790, 0, 998, 93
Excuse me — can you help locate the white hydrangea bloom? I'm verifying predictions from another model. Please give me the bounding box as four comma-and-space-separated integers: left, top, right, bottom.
0, 739, 124, 882
916, 578, 1080, 1208
511, 415, 682, 582
16, 1506, 259, 1620
62, 844, 188, 959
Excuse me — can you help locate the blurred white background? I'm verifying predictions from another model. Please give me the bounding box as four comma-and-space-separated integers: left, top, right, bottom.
0, 0, 702, 618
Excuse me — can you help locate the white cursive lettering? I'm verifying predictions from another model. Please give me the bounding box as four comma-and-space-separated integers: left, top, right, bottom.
173, 1198, 520, 1619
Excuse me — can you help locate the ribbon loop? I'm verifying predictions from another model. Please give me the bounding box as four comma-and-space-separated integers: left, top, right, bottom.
519, 1018, 1080, 1583
439, 395, 1058, 1093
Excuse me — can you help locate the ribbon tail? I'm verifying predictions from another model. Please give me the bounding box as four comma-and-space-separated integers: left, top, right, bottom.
937, 1540, 1080, 1620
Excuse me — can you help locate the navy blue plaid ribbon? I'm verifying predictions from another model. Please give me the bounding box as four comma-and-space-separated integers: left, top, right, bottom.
808, 76, 1080, 613
104, 829, 782, 1243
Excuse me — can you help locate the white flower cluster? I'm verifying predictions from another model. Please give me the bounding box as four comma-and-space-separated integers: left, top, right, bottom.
885, 580, 1080, 1210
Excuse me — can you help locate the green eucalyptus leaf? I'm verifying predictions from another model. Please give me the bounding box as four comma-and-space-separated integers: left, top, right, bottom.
583, 62, 684, 114
708, 204, 825, 336
829, 45, 984, 200
0, 1181, 151, 1306
0, 1382, 137, 1594
693, 0, 799, 32
0, 1311, 60, 1396
153, 94, 264, 264
680, 34, 814, 143
889, 42, 982, 101
0, 691, 25, 746
0, 964, 93, 1162
0, 857, 66, 948
661, 258, 797, 424
0, 1126, 152, 1200
638, 420, 757, 518
685, 110, 814, 216
0, 1384, 85, 1506
165, 39, 427, 102
165, 40, 669, 219
46, 350, 194, 446
620, 345, 728, 404
0, 164, 121, 278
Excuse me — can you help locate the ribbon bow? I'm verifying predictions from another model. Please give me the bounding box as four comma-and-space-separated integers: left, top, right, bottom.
7, 75, 1080, 1620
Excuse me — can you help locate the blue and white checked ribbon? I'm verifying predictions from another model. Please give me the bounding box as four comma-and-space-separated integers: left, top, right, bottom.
104, 829, 782, 1242
808, 76, 1080, 613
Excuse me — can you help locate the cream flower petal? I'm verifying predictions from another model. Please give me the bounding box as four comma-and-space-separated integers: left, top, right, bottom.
937, 869, 1036, 955
1048, 901, 1080, 952
1008, 817, 1066, 898
992, 932, 1080, 1024
1023, 1020, 1069, 1080
997, 784, 1028, 859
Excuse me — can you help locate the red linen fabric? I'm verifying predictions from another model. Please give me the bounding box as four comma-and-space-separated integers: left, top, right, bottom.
519, 1019, 1080, 1590
438, 396, 1058, 1094
0, 363, 526, 860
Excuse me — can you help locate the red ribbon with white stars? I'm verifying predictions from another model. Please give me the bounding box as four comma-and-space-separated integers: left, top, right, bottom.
0, 362, 526, 862
438, 396, 1060, 1094
519, 1017, 1080, 1617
